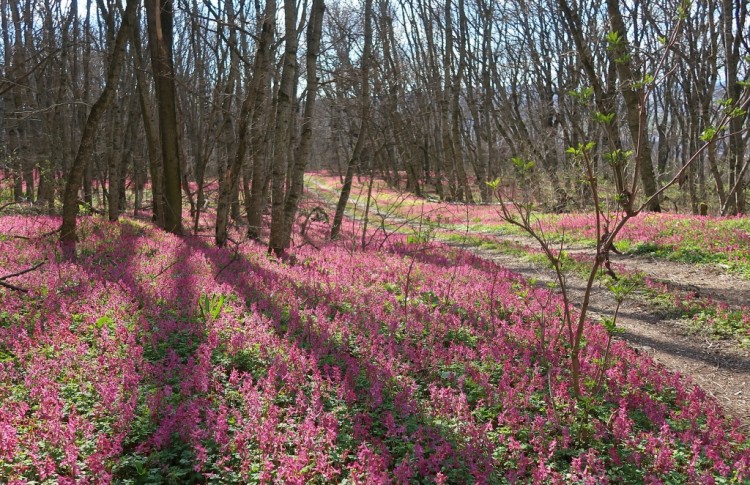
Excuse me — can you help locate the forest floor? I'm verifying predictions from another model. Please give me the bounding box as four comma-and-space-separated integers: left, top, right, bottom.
306, 179, 750, 428
449, 234, 750, 428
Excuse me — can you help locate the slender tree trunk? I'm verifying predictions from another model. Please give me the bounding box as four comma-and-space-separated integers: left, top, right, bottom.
721, 0, 747, 214
331, 0, 372, 240
246, 3, 276, 241
216, 0, 275, 246
280, 0, 326, 248
606, 0, 661, 212
60, 0, 136, 248
130, 14, 164, 226
108, 101, 123, 221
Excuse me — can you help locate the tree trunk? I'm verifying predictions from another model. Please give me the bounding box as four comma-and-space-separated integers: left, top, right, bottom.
146, 0, 182, 234
267, 0, 300, 256
605, 0, 661, 212
60, 0, 136, 248
331, 0, 371, 240
130, 12, 164, 226
280, 0, 326, 248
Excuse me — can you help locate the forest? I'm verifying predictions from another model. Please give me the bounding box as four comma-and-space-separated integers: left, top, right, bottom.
1, 0, 750, 482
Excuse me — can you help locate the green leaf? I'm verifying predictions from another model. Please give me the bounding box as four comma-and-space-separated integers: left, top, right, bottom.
700, 127, 717, 142
95, 315, 114, 330
606, 31, 623, 47
486, 178, 501, 190
593, 111, 616, 124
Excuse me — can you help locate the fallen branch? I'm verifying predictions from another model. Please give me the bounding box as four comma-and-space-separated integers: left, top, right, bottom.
0, 260, 46, 293
0, 280, 28, 293
0, 260, 46, 281
0, 201, 19, 213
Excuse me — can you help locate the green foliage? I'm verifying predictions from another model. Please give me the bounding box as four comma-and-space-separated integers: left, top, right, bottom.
599, 316, 622, 336
677, 0, 692, 20
604, 149, 633, 167
95, 315, 116, 331
511, 157, 536, 173
212, 343, 269, 380
605, 31, 624, 48
115, 437, 208, 484
406, 233, 430, 245
566, 142, 596, 157
593, 111, 616, 124
444, 326, 479, 349
631, 73, 655, 89
700, 126, 718, 142
198, 293, 225, 321
606, 277, 641, 305
568, 86, 594, 102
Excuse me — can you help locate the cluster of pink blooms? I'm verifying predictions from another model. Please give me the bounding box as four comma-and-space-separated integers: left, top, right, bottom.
1, 213, 749, 483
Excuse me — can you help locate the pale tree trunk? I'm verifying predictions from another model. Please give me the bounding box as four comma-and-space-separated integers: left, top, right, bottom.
246, 2, 277, 241
440, 0, 458, 200
479, 0, 494, 202
146, 0, 182, 234
245, 60, 275, 240
215, 0, 241, 244
280, 0, 326, 248
451, 0, 473, 202
60, 0, 137, 248
267, 0, 300, 255
720, 0, 748, 214
217, 0, 276, 246
331, 0, 371, 240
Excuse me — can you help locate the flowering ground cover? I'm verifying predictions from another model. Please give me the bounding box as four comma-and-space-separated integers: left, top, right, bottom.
307, 174, 750, 278
440, 230, 750, 345
1, 214, 749, 483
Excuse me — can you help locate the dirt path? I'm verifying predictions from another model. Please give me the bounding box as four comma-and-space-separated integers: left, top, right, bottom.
450, 235, 750, 428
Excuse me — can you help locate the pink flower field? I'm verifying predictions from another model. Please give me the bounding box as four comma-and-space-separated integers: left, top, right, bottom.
1, 215, 749, 483
308, 174, 750, 277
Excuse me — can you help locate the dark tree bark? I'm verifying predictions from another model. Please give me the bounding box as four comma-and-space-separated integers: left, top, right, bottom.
130, 5, 164, 226
244, 10, 276, 242
146, 0, 182, 234
216, 0, 276, 247
605, 0, 661, 212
